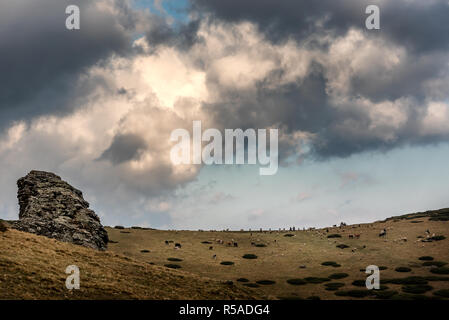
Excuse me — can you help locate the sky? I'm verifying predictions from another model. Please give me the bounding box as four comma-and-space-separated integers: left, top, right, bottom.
0, 0, 448, 229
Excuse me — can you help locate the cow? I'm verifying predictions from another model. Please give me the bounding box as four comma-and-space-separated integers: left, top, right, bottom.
165, 240, 169, 245
209, 246, 213, 250
212, 254, 217, 259
234, 242, 238, 247
349, 234, 354, 239
175, 243, 182, 249
379, 229, 387, 237
355, 234, 360, 239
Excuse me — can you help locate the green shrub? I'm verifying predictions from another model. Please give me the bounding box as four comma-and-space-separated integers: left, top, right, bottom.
384, 276, 428, 285
372, 290, 398, 299
418, 256, 434, 261
256, 280, 276, 285
201, 241, 212, 244
336, 244, 349, 249
236, 278, 249, 282
352, 280, 366, 287
327, 234, 342, 238
322, 261, 340, 267
402, 284, 433, 294
114, 225, 124, 229
429, 235, 446, 241
284, 234, 295, 237
433, 289, 449, 298
304, 277, 330, 284
422, 261, 447, 267
167, 257, 183, 262
140, 249, 150, 253
324, 282, 345, 291
287, 278, 307, 285
379, 266, 388, 270
255, 243, 267, 247
334, 290, 371, 298
430, 267, 449, 274
395, 267, 412, 272
164, 264, 181, 269
329, 273, 349, 279
242, 254, 258, 259
220, 261, 235, 266
425, 276, 449, 281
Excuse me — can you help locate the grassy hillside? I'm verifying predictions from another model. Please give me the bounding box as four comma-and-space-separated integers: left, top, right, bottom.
1, 208, 448, 300
106, 209, 449, 300
0, 228, 261, 300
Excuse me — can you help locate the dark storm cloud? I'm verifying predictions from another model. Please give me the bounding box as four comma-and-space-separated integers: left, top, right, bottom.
0, 0, 137, 130
98, 133, 147, 165
190, 0, 449, 52
145, 17, 201, 51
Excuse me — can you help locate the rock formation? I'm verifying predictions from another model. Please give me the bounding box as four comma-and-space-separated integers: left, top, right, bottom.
12, 170, 108, 250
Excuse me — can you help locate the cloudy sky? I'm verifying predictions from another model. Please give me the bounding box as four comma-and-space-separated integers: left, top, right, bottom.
1, 0, 449, 229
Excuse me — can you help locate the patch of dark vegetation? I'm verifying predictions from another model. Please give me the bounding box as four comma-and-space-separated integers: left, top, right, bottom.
395, 267, 412, 273
425, 276, 449, 281
329, 273, 349, 279
242, 254, 258, 259
114, 225, 124, 229
243, 283, 260, 288
422, 261, 447, 267
352, 280, 366, 287
220, 261, 235, 266
379, 266, 388, 270
419, 256, 434, 261
305, 277, 330, 284
327, 234, 341, 238
147, 262, 155, 265
284, 234, 295, 237
256, 280, 276, 285
131, 226, 142, 229
287, 278, 307, 285
390, 293, 436, 300
383, 276, 428, 285
410, 220, 423, 223
384, 208, 449, 222
236, 278, 249, 283
201, 241, 212, 244
335, 290, 371, 298
429, 235, 446, 241
433, 289, 449, 298
140, 249, 150, 253
322, 261, 341, 267
402, 284, 433, 294
371, 290, 398, 299
306, 296, 321, 300
120, 231, 131, 234
430, 267, 449, 275
167, 257, 183, 262
324, 282, 345, 291
108, 240, 118, 244
336, 244, 349, 249
255, 243, 267, 247
164, 264, 181, 269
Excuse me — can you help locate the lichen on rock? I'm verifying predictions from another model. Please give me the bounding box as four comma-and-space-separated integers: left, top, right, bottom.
12, 170, 108, 250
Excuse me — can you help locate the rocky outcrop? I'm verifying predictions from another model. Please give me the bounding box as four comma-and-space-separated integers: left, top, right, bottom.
12, 170, 108, 250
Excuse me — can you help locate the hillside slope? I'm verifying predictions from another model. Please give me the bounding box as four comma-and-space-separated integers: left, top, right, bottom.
0, 228, 260, 300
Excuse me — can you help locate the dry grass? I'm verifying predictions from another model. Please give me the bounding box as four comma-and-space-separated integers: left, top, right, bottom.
105, 215, 449, 300
0, 229, 261, 300
1, 210, 448, 300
